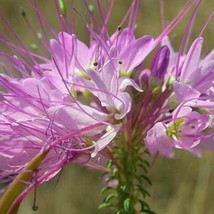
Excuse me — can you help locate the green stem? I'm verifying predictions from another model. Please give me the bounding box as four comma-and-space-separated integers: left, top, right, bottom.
104, 138, 154, 214
116, 141, 137, 214
0, 149, 49, 214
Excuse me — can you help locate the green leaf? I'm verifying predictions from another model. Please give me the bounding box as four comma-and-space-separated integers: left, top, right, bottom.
100, 186, 112, 194
139, 200, 150, 210
112, 168, 118, 176
101, 171, 108, 177
142, 209, 156, 214
136, 175, 143, 184
104, 193, 116, 203
136, 174, 152, 186
139, 200, 156, 214
107, 160, 113, 169
124, 198, 131, 212
119, 185, 127, 193
98, 203, 112, 209
140, 159, 150, 167
141, 174, 152, 186
139, 163, 148, 173
105, 175, 116, 183
137, 185, 151, 198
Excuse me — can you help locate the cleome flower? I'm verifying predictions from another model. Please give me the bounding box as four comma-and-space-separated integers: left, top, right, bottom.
145, 106, 211, 158
0, 0, 161, 203
0, 0, 213, 213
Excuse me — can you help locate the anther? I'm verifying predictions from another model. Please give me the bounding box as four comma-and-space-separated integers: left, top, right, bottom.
37, 33, 42, 40
117, 26, 122, 31
58, 0, 66, 16
88, 4, 94, 13
30, 43, 38, 51
118, 61, 122, 65
93, 62, 98, 66
190, 125, 195, 129
19, 7, 26, 17
32, 169, 39, 212
32, 205, 39, 211
168, 109, 174, 113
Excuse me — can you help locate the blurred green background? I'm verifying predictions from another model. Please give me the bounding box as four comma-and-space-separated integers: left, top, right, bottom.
0, 0, 214, 213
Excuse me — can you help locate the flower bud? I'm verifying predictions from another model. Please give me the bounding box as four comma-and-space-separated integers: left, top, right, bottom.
151, 46, 170, 80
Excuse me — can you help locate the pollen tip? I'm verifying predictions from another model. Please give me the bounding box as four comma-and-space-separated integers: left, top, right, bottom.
32, 205, 39, 211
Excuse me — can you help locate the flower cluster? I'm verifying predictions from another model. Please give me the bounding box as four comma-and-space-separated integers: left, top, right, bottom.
0, 0, 213, 213
145, 36, 214, 158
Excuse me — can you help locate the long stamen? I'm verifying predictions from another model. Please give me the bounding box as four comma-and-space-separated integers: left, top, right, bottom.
176, 0, 202, 79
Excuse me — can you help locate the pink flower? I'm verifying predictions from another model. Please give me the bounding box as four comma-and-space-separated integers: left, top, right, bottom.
145, 107, 210, 157
145, 122, 174, 158
0, 1, 213, 213
0, 0, 153, 188
171, 106, 210, 149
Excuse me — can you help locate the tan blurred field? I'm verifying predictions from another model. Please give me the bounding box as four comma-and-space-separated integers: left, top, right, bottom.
0, 0, 214, 213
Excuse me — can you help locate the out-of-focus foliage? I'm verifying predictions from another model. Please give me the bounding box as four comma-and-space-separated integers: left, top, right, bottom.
0, 0, 214, 213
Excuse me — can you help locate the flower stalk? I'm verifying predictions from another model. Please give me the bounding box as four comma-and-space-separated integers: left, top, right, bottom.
100, 136, 154, 214
0, 149, 48, 214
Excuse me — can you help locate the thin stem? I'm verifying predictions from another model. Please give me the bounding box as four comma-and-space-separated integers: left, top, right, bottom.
0, 150, 48, 214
